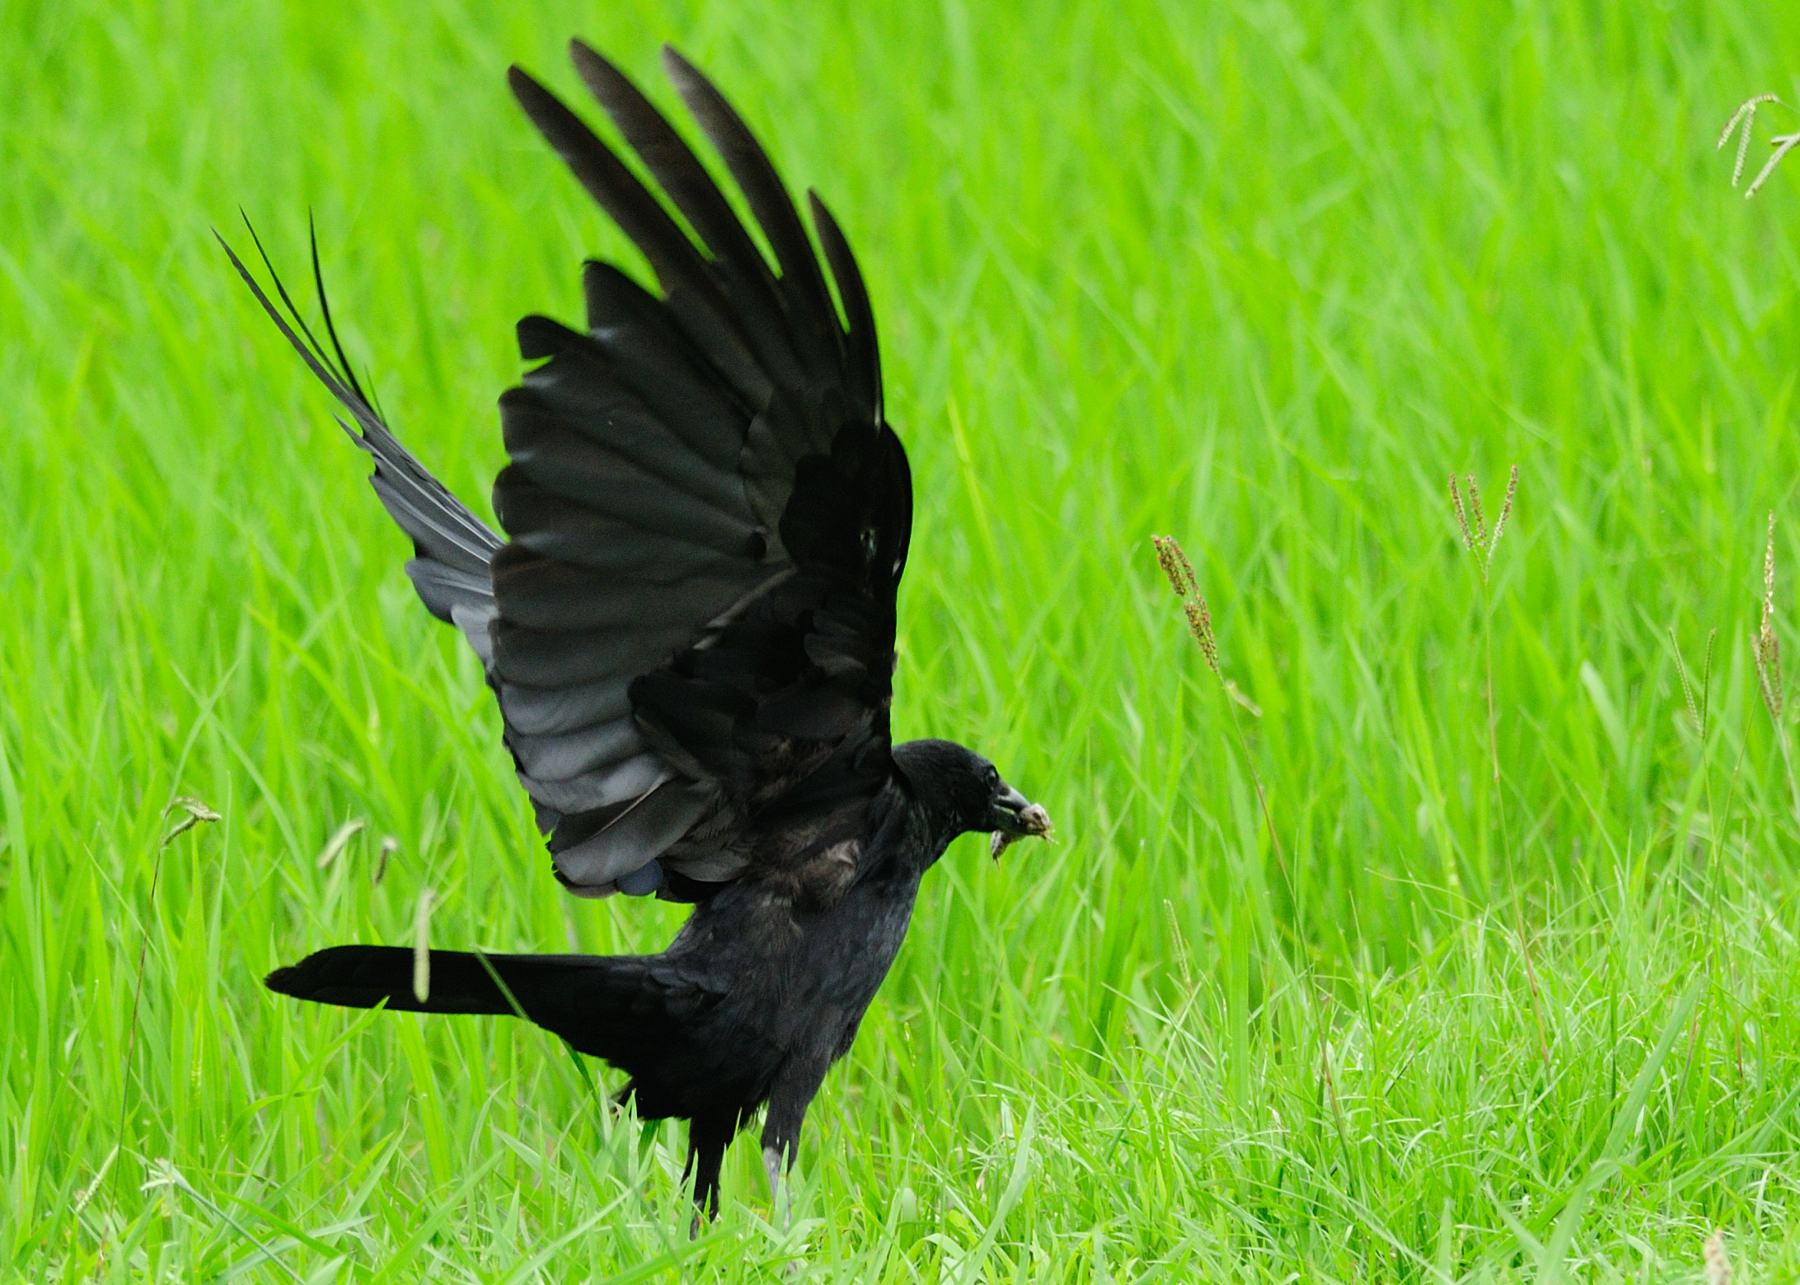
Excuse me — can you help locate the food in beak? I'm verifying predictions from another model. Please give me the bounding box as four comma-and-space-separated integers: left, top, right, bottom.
990, 802, 1053, 859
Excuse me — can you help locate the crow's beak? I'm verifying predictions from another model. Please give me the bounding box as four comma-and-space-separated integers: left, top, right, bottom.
989, 785, 1053, 860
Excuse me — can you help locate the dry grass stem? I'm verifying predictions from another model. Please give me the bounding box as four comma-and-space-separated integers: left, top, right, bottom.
1704, 1230, 1733, 1285
1226, 680, 1263, 717
315, 817, 366, 869
412, 887, 438, 1003
375, 834, 398, 884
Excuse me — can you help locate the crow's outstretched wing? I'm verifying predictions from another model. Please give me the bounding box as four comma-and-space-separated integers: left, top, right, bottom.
496, 44, 911, 899
228, 44, 911, 900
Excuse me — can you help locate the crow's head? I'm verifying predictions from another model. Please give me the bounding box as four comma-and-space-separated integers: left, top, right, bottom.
893, 739, 1052, 857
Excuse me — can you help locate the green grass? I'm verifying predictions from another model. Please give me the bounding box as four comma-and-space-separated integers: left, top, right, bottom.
8, 0, 1800, 1278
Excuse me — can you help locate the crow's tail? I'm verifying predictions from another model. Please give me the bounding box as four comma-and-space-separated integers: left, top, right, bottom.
265, 945, 704, 1062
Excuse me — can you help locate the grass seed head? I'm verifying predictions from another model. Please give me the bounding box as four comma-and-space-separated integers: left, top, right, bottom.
160, 796, 222, 847
1465, 474, 1487, 547
1755, 512, 1784, 721
1449, 475, 1474, 551
1488, 464, 1520, 561
1720, 94, 1780, 186
1184, 598, 1220, 674
1670, 626, 1718, 737
1755, 626, 1783, 719
1746, 130, 1800, 199
1152, 535, 1221, 675
1152, 534, 1197, 598
1763, 511, 1777, 630
1450, 466, 1521, 580
1723, 93, 1800, 198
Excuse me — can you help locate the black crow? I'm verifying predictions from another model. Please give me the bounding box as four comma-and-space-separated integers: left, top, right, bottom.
226, 42, 1051, 1227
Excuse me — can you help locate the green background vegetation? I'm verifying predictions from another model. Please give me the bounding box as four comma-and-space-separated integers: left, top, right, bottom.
8, 0, 1800, 1278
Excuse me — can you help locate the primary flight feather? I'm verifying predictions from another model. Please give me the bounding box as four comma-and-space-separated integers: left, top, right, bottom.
228, 40, 1051, 1227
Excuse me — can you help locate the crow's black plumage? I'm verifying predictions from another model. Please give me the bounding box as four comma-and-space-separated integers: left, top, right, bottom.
232, 41, 1051, 1226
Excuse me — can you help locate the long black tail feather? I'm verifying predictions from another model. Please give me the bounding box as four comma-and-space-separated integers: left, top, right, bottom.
265, 945, 708, 1065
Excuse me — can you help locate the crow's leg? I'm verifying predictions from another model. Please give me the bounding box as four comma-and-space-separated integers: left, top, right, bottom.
761, 1064, 827, 1230
684, 1112, 733, 1239
760, 1146, 787, 1229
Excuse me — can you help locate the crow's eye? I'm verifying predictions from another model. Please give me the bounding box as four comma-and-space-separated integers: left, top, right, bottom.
984, 766, 1000, 791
